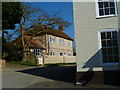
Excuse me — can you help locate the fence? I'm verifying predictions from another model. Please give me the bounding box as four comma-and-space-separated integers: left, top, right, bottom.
43, 55, 76, 64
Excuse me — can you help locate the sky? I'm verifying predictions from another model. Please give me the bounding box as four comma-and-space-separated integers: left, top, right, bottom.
31, 2, 75, 39
5, 2, 75, 41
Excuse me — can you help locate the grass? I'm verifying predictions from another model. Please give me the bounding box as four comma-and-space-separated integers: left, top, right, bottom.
7, 61, 76, 67
7, 61, 21, 64
21, 62, 37, 66
44, 63, 76, 67
7, 61, 37, 66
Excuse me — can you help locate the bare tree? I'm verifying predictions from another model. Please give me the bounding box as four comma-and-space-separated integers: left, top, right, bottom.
19, 2, 71, 62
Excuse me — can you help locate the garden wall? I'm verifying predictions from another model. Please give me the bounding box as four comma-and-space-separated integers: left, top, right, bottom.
43, 55, 76, 64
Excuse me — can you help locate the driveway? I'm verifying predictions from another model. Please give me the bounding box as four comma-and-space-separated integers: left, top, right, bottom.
2, 63, 120, 89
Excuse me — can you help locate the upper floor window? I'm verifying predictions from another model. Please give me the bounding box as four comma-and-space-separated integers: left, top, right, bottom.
96, 0, 118, 18
68, 42, 71, 46
50, 37, 55, 43
59, 39, 64, 45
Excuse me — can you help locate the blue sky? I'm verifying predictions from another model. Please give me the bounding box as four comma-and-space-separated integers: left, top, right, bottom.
31, 2, 75, 39
5, 2, 75, 41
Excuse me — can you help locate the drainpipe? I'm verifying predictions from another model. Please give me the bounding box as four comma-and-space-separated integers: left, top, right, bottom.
48, 34, 50, 55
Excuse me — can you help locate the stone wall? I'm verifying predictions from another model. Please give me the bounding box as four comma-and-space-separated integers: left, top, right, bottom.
43, 55, 76, 64
26, 53, 38, 64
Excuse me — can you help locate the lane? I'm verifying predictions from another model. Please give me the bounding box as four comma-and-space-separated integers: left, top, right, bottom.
2, 63, 77, 88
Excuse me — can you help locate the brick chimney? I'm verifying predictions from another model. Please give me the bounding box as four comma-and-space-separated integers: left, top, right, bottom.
58, 24, 64, 31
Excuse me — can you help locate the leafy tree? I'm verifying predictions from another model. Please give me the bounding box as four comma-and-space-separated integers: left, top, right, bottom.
2, 2, 23, 30
2, 2, 23, 59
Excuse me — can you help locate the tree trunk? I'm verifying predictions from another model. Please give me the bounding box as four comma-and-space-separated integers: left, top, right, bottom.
22, 51, 27, 62
19, 23, 28, 62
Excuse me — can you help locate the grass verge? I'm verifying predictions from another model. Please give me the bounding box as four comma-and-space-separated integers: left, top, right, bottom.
21, 61, 37, 66
7, 61, 37, 66
44, 63, 76, 67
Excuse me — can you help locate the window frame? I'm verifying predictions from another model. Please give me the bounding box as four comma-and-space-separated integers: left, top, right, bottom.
95, 0, 118, 18
68, 52, 71, 56
50, 37, 55, 43
31, 48, 42, 56
60, 52, 63, 56
59, 39, 65, 45
68, 41, 71, 46
98, 29, 120, 66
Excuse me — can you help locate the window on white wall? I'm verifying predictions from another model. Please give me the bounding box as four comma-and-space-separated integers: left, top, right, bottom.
99, 29, 120, 65
96, 0, 118, 17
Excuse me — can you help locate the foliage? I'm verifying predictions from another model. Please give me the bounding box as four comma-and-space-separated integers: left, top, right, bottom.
7, 61, 21, 64
7, 61, 37, 66
3, 40, 23, 61
2, 2, 23, 30
2, 2, 23, 60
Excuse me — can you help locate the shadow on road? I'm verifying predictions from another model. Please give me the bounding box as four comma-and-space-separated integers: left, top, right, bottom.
17, 65, 76, 84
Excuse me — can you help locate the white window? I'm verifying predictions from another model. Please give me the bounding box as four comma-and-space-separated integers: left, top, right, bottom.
50, 37, 55, 43
96, 0, 118, 18
32, 49, 42, 56
68, 42, 71, 46
59, 39, 64, 45
98, 29, 120, 65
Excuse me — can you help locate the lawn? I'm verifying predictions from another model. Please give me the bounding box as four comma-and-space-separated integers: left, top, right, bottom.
7, 61, 76, 67
44, 63, 76, 67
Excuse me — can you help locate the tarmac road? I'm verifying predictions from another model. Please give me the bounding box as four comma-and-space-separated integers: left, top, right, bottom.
2, 63, 120, 89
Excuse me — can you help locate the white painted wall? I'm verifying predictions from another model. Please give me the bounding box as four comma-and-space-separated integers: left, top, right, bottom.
73, 1, 119, 72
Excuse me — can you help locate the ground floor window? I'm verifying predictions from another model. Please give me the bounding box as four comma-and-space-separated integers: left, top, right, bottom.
60, 53, 63, 56
50, 51, 55, 55
99, 29, 120, 65
30, 48, 42, 56
68, 52, 71, 56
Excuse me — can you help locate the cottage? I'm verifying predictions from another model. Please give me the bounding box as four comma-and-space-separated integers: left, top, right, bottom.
73, 0, 120, 85
13, 26, 74, 64
30, 29, 74, 56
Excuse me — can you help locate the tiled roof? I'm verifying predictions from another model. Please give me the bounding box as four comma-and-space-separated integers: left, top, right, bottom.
39, 30, 74, 41
26, 26, 73, 41
12, 36, 46, 49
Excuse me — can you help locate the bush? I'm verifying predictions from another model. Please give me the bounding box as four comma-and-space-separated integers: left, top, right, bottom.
3, 41, 23, 61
